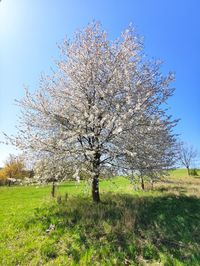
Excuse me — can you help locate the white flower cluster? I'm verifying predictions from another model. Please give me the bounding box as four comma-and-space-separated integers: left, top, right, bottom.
5, 22, 177, 198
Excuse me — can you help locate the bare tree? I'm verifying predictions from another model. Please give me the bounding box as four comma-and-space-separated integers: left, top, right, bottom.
5, 22, 176, 202
178, 143, 198, 175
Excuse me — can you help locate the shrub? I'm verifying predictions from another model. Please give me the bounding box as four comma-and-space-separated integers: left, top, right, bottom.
190, 169, 198, 176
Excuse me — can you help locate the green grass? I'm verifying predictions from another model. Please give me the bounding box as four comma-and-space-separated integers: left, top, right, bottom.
169, 168, 200, 178
169, 168, 189, 178
0, 172, 200, 265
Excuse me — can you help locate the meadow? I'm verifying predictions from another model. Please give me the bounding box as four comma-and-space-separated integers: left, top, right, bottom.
0, 169, 200, 265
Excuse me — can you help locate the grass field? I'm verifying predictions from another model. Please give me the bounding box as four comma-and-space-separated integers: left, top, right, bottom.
0, 170, 200, 265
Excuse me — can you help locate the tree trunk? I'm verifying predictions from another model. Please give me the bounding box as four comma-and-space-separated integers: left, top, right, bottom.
187, 167, 190, 176
8, 173, 12, 187
140, 176, 145, 190
92, 152, 101, 203
92, 174, 100, 203
51, 181, 56, 197
151, 180, 154, 190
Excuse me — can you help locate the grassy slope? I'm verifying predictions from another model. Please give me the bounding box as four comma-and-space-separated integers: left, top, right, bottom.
0, 171, 200, 265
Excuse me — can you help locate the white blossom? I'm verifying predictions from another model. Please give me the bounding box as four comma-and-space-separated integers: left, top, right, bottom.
5, 22, 177, 201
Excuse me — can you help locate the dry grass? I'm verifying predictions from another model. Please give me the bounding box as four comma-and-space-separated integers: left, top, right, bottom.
156, 175, 200, 197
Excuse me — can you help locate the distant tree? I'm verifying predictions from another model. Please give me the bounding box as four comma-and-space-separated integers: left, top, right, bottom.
0, 168, 7, 185
32, 156, 74, 197
5, 22, 176, 202
178, 143, 198, 175
3, 154, 25, 186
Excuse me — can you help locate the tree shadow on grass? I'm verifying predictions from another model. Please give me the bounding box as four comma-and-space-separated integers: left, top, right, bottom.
135, 195, 200, 261
26, 193, 200, 265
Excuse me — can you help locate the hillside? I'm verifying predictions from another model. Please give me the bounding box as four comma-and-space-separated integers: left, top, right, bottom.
0, 170, 200, 265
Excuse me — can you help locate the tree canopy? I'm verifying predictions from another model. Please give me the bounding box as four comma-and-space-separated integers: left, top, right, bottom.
5, 22, 177, 202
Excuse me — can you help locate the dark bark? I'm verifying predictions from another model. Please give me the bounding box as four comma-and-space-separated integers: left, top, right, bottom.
92, 174, 100, 203
187, 167, 190, 176
140, 176, 145, 190
51, 181, 56, 197
151, 180, 154, 190
92, 152, 101, 203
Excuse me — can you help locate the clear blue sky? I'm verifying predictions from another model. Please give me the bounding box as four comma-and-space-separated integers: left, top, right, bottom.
0, 0, 200, 166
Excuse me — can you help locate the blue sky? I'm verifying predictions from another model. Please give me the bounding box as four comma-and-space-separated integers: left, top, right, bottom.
0, 0, 199, 166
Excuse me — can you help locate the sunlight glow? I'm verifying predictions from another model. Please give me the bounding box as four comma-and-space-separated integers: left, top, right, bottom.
0, 0, 22, 38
